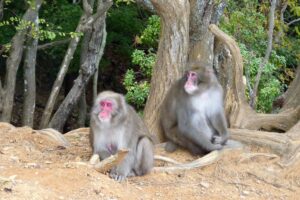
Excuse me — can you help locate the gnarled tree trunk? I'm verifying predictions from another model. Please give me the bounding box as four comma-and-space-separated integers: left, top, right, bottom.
143, 0, 190, 141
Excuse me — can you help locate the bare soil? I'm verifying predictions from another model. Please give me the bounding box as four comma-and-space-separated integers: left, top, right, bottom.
0, 122, 299, 200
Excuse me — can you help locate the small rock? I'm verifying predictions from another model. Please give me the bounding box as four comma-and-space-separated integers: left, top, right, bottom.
25, 163, 41, 169
10, 156, 19, 163
200, 181, 210, 188
242, 190, 250, 196
75, 156, 82, 162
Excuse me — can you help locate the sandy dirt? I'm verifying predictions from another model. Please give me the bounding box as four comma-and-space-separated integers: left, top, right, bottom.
0, 122, 299, 200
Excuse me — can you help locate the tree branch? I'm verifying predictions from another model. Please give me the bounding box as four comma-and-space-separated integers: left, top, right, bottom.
37, 39, 71, 50
287, 18, 300, 26
136, 0, 155, 13
250, 0, 276, 108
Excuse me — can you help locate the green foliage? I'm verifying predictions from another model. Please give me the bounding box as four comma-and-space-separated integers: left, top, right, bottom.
257, 78, 281, 113
106, 4, 145, 57
221, 8, 267, 55
122, 14, 159, 109
239, 43, 285, 113
131, 49, 156, 77
221, 0, 299, 113
140, 15, 160, 47
123, 69, 150, 109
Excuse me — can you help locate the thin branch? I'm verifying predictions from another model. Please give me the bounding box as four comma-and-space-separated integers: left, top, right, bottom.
93, 21, 107, 100
83, 0, 93, 15
37, 39, 71, 50
250, 0, 276, 108
287, 18, 300, 26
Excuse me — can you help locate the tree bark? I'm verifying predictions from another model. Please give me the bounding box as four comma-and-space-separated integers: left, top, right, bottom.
23, 2, 41, 127
0, 0, 3, 20
136, 0, 155, 13
281, 66, 300, 111
143, 0, 190, 141
188, 0, 226, 66
0, 0, 42, 122
93, 22, 107, 100
48, 0, 112, 130
250, 0, 277, 108
210, 24, 300, 132
39, 16, 84, 128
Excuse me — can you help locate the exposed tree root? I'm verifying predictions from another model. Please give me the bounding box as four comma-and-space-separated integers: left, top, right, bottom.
153, 150, 221, 173
92, 149, 129, 173
35, 128, 70, 147
230, 128, 300, 166
209, 24, 300, 131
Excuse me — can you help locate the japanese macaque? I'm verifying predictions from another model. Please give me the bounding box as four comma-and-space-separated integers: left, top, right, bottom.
89, 91, 154, 181
160, 64, 229, 155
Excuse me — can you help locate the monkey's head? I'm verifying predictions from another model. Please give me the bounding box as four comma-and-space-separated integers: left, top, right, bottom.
93, 91, 127, 124
183, 66, 214, 95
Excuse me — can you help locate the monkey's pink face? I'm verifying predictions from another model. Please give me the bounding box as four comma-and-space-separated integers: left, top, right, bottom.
184, 71, 198, 94
98, 100, 114, 122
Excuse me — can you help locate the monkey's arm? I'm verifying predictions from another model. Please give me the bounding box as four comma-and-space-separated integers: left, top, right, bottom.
210, 111, 229, 145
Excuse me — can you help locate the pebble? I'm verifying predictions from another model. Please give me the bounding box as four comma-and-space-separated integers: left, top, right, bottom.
200, 181, 210, 188
242, 190, 250, 196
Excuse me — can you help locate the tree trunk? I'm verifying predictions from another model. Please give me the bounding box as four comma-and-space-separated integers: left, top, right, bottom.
39, 16, 85, 128
23, 3, 41, 127
0, 0, 42, 122
143, 0, 190, 141
0, 0, 3, 20
281, 66, 300, 111
49, 1, 112, 131
188, 0, 226, 66
250, 0, 276, 108
39, 0, 112, 129
93, 22, 107, 100
209, 24, 300, 132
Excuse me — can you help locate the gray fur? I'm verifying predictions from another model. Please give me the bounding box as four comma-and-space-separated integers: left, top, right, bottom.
90, 91, 154, 181
161, 67, 229, 154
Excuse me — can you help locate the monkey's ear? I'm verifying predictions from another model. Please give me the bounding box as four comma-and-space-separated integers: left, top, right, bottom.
118, 94, 128, 113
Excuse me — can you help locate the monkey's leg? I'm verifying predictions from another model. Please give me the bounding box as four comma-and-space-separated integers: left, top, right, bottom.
179, 119, 223, 152
134, 136, 154, 176
210, 112, 229, 145
97, 150, 112, 160
167, 126, 204, 154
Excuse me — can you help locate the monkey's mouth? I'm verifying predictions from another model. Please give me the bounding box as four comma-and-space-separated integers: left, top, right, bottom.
184, 83, 198, 94
98, 112, 111, 122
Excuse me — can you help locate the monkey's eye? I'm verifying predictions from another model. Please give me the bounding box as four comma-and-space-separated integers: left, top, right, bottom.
190, 72, 197, 77
100, 101, 105, 107
106, 102, 112, 107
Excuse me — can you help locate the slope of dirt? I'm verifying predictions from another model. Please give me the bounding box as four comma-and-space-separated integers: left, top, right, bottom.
0, 122, 299, 200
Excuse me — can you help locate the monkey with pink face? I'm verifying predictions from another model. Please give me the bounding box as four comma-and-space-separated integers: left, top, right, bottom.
90, 91, 154, 181
161, 64, 229, 155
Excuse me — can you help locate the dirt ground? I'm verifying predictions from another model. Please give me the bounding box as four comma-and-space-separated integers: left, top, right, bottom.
0, 122, 299, 200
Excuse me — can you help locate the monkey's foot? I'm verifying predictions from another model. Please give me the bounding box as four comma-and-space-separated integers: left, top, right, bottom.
211, 136, 223, 145
109, 171, 127, 182
165, 141, 178, 152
